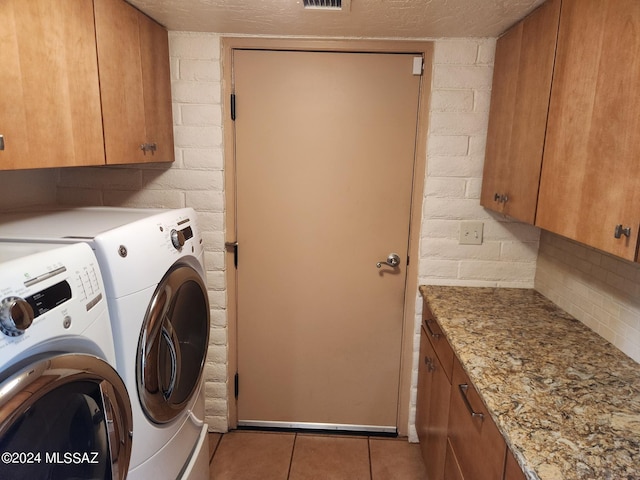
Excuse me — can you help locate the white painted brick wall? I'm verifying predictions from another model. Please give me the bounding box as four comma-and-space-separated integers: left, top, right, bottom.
535, 231, 640, 364
409, 38, 541, 442
418, 38, 541, 289
0, 169, 57, 209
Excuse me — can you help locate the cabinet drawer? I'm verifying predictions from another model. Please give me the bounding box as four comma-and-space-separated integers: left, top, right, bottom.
422, 301, 455, 382
448, 358, 506, 480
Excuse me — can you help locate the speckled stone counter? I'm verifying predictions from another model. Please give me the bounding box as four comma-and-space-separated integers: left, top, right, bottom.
419, 285, 640, 480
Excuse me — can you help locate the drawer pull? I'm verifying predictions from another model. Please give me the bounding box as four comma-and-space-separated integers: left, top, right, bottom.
459, 384, 484, 420
424, 319, 441, 339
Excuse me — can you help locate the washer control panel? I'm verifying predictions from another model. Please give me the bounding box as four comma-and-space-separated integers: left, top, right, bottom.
0, 242, 106, 344
0, 296, 35, 336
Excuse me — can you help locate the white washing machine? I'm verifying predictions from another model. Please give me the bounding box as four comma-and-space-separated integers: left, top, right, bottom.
0, 208, 211, 480
0, 241, 133, 480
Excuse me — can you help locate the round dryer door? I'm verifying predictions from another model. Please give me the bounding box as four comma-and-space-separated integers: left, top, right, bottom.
0, 353, 133, 480
137, 262, 210, 424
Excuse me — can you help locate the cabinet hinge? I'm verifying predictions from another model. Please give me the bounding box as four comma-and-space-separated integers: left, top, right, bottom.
234, 372, 239, 399
407, 255, 410, 266
231, 93, 236, 121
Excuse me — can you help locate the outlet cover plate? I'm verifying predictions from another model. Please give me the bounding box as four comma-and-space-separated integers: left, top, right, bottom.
459, 221, 483, 245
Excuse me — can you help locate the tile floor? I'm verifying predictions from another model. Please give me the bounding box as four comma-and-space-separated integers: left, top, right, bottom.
207, 430, 428, 480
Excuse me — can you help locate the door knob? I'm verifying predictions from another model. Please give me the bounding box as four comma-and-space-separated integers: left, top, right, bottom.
376, 253, 401, 268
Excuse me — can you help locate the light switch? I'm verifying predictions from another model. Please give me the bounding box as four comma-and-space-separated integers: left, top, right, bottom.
459, 221, 483, 245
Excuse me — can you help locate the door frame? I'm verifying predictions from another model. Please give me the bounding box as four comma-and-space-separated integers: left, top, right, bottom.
222, 37, 433, 436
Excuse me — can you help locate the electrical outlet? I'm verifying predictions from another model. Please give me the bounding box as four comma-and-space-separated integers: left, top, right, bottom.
459, 221, 483, 245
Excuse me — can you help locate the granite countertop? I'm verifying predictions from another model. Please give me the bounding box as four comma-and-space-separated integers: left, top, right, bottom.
419, 285, 640, 480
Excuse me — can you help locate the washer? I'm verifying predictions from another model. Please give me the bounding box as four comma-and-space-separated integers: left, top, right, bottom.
0, 241, 133, 480
0, 208, 211, 480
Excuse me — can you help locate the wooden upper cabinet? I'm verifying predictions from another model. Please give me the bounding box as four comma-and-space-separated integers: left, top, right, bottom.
138, 12, 175, 163
480, 0, 561, 224
0, 0, 105, 170
94, 0, 174, 164
536, 0, 640, 261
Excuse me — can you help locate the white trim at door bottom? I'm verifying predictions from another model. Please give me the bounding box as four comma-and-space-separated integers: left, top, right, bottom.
237, 420, 397, 434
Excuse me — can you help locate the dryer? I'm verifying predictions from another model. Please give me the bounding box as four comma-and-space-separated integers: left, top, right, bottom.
0, 208, 211, 480
0, 241, 133, 480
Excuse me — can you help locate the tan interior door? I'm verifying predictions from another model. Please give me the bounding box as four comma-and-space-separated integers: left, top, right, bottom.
234, 49, 421, 430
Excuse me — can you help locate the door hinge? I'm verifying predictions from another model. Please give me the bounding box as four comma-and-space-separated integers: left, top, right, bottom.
231, 93, 236, 121
225, 241, 238, 268
234, 372, 239, 399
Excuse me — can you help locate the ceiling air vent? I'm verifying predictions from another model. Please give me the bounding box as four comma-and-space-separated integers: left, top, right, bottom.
303, 0, 350, 11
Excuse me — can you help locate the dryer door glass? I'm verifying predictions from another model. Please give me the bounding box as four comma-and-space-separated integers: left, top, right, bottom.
0, 354, 133, 480
138, 263, 210, 424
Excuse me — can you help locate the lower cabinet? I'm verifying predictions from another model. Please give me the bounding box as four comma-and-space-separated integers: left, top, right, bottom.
418, 300, 525, 480
443, 438, 466, 480
416, 324, 451, 480
447, 357, 507, 480
504, 449, 527, 480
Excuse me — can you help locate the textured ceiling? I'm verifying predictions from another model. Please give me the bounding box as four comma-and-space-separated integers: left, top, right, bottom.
127, 0, 547, 37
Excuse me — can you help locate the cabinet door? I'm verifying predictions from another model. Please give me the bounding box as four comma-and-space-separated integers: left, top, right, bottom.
536, 0, 640, 261
94, 0, 174, 164
447, 358, 506, 480
416, 327, 451, 480
0, 0, 105, 170
443, 438, 466, 480
139, 12, 175, 163
504, 449, 526, 480
481, 0, 560, 223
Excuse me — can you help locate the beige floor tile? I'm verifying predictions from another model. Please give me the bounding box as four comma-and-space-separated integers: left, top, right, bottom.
289, 435, 370, 480
208, 432, 222, 462
369, 438, 427, 480
209, 431, 295, 480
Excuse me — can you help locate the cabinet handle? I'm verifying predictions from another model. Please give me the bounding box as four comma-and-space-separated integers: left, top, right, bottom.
458, 384, 484, 420
424, 319, 441, 339
140, 143, 158, 155
493, 193, 509, 204
424, 356, 436, 372
0, 134, 4, 151
614, 225, 631, 239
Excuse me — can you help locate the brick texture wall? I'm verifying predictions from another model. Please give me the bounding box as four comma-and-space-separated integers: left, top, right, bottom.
536, 231, 640, 363
408, 38, 540, 441
0, 169, 57, 209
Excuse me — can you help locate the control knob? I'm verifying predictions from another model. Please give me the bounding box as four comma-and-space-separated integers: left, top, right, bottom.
170, 229, 186, 250
0, 297, 35, 336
